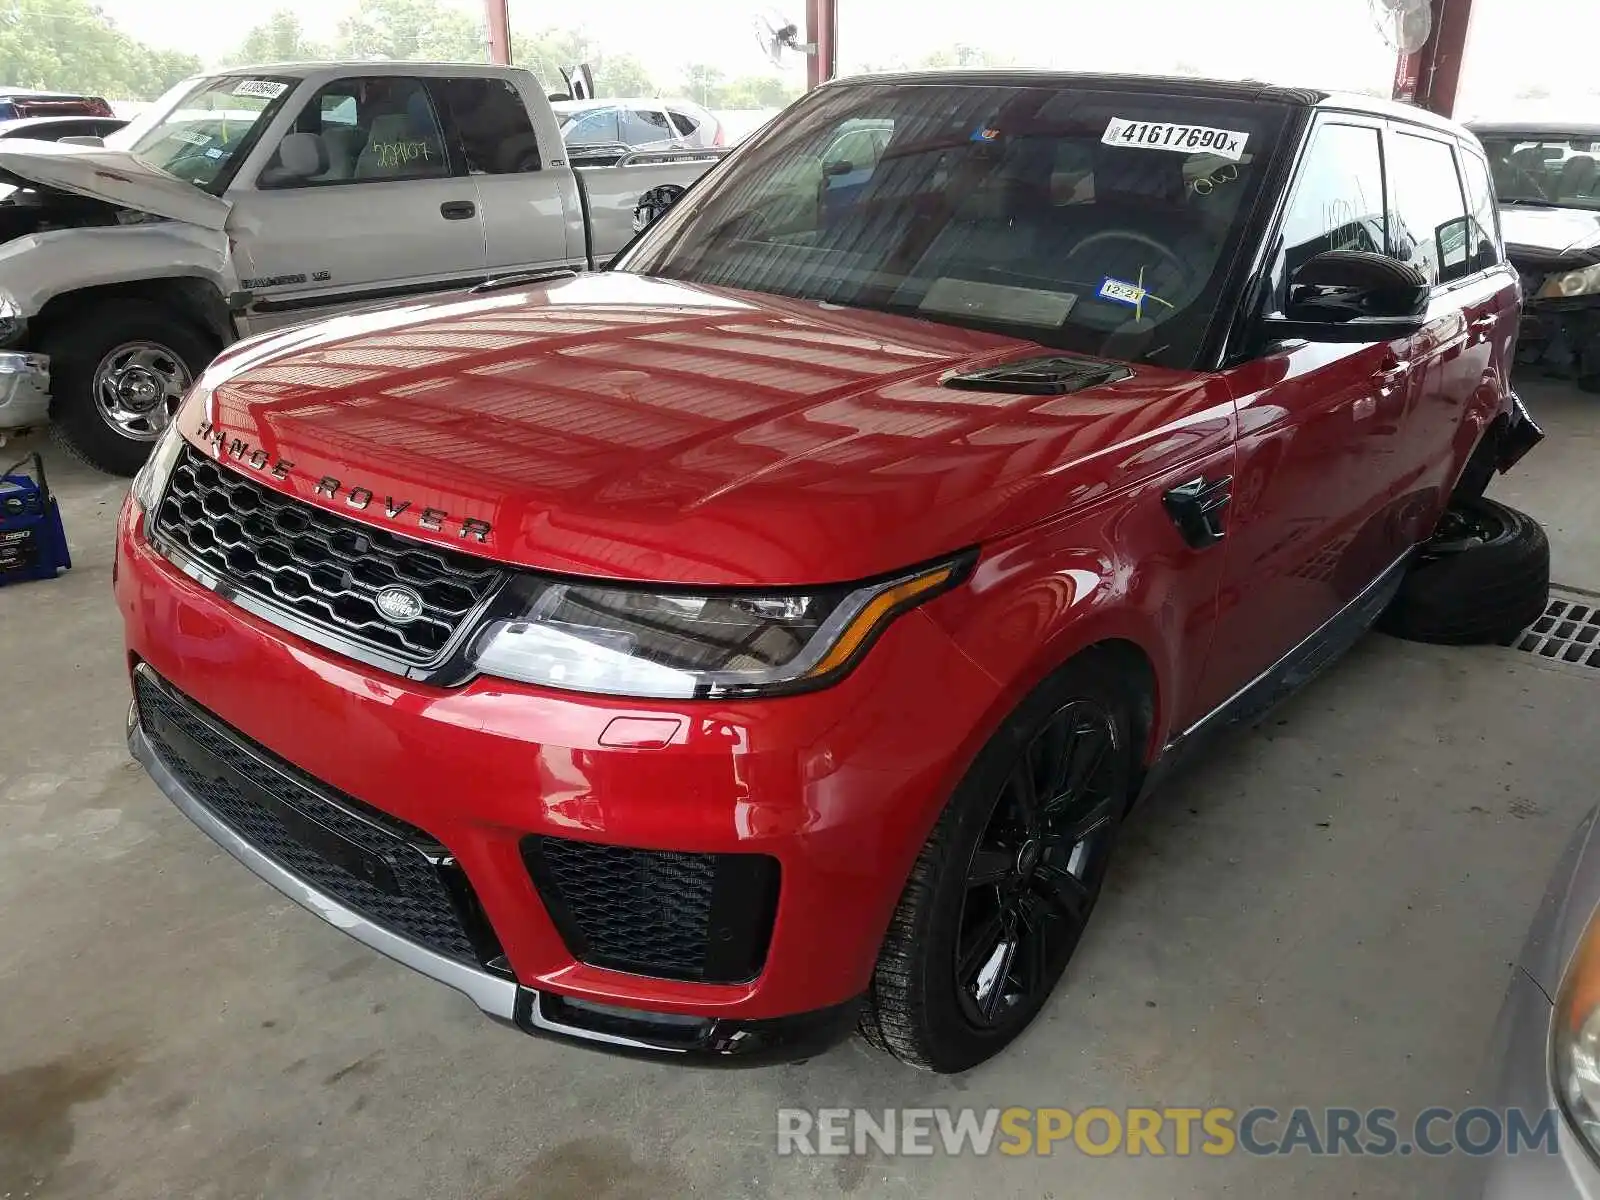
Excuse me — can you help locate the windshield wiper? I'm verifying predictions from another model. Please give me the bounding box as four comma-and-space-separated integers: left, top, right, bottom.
1500, 197, 1559, 207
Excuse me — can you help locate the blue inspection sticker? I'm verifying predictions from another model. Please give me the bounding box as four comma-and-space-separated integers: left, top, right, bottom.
1097, 277, 1146, 306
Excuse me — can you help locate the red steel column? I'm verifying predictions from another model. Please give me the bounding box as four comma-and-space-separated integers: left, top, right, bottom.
485, 0, 511, 65
1392, 0, 1476, 117
806, 0, 838, 91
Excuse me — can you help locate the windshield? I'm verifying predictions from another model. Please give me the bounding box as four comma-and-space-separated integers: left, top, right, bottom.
1478, 134, 1600, 211
109, 74, 294, 192
620, 81, 1289, 369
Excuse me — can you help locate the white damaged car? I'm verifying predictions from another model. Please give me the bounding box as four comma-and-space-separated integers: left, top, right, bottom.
0, 62, 720, 473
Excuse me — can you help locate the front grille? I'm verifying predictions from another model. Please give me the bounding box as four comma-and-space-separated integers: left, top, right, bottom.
523, 836, 779, 983
135, 669, 503, 969
153, 444, 504, 665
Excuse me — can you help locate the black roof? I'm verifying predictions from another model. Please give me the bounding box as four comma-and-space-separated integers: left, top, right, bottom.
1467, 121, 1600, 139
821, 71, 1469, 136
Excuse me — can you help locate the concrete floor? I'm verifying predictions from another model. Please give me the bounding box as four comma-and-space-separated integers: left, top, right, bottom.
1, 376, 1596, 1200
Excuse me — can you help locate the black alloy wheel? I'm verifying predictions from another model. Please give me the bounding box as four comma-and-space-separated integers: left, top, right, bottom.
858, 654, 1139, 1072
955, 701, 1121, 1029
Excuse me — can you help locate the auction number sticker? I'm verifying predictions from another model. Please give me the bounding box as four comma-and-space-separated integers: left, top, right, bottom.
1102, 117, 1249, 161
232, 79, 288, 99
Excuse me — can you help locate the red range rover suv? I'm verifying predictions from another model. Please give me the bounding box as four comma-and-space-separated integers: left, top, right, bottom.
119, 73, 1543, 1071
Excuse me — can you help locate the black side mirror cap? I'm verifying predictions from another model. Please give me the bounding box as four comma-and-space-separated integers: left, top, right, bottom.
1267, 250, 1430, 343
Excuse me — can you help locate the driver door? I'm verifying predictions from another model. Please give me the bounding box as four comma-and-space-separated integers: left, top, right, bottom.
225, 74, 488, 333
1194, 115, 1417, 716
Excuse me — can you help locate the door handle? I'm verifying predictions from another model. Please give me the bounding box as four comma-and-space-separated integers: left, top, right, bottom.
1468, 314, 1497, 344
440, 200, 476, 220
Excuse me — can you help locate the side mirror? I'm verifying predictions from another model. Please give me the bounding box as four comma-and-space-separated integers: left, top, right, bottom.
632, 183, 686, 233
1264, 250, 1430, 343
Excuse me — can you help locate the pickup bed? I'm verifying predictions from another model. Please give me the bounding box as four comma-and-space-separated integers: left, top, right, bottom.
0, 61, 722, 473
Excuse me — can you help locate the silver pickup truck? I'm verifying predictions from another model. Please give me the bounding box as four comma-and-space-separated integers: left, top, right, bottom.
0, 61, 722, 473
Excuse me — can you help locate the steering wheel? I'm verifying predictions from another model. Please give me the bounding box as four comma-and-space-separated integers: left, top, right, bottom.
163, 153, 217, 184
1502, 165, 1550, 201
1065, 229, 1190, 294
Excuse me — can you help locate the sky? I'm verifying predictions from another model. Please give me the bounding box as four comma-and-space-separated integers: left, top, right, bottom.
91, 0, 1600, 118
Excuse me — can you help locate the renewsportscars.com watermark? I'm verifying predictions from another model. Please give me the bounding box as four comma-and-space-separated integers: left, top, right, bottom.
776, 1106, 1561, 1158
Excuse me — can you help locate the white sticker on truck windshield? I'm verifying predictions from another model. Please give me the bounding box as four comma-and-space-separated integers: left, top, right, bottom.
232, 79, 287, 99
1102, 118, 1249, 162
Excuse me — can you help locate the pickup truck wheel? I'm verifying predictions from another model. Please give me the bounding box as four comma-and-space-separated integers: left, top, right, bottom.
858, 657, 1136, 1072
45, 304, 212, 476
1378, 496, 1550, 645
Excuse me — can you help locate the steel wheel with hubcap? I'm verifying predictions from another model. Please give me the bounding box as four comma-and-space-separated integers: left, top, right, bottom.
859, 654, 1138, 1072
93, 341, 192, 441
44, 300, 215, 476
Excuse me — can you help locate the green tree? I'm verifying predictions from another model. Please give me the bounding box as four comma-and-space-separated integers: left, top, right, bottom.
513, 28, 659, 99
332, 0, 485, 62
225, 9, 330, 67
599, 54, 655, 97
681, 63, 726, 107
0, 0, 201, 100
717, 75, 802, 109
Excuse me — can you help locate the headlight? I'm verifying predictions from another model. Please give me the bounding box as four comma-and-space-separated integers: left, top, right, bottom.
469, 556, 970, 699
129, 422, 184, 516
1538, 263, 1600, 299
1553, 900, 1600, 1160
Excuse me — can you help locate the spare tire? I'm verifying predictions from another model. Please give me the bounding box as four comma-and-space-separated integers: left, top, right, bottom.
1378, 496, 1549, 645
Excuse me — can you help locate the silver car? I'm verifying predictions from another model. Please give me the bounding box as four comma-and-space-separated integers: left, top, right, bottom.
553, 97, 725, 155
1476, 807, 1600, 1195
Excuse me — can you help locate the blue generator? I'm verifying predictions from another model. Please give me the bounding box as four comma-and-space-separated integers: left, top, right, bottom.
0, 453, 71, 586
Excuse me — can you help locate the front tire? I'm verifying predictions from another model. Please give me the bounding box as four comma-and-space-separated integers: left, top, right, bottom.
44, 301, 213, 476
859, 656, 1138, 1072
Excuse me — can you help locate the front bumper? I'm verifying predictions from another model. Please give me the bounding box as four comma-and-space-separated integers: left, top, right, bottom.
116, 499, 1000, 1060
0, 351, 49, 431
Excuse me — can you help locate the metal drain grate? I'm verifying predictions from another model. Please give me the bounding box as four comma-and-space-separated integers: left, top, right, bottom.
1506, 596, 1600, 667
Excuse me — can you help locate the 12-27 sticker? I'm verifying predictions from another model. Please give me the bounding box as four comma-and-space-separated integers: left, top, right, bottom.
1102, 117, 1249, 162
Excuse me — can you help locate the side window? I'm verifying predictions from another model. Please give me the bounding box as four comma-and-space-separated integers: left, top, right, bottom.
259, 76, 450, 188
1458, 149, 1503, 271
1385, 131, 1472, 287
566, 109, 618, 146
667, 109, 700, 138
622, 107, 673, 146
431, 77, 540, 174
1273, 122, 1387, 309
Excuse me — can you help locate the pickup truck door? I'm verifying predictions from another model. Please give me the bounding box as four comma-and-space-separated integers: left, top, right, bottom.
226, 74, 488, 333
1193, 115, 1414, 717
427, 75, 575, 275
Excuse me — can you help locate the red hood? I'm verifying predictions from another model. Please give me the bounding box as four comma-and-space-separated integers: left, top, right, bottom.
185, 273, 1215, 587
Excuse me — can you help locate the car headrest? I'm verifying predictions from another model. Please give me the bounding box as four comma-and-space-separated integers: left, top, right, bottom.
1561, 154, 1598, 195
276, 131, 328, 179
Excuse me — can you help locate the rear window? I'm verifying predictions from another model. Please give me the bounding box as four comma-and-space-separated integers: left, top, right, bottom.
622, 81, 1290, 370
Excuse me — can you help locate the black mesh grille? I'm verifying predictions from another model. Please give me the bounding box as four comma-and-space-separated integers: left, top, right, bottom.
153, 444, 504, 664
136, 670, 501, 968
524, 836, 779, 983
